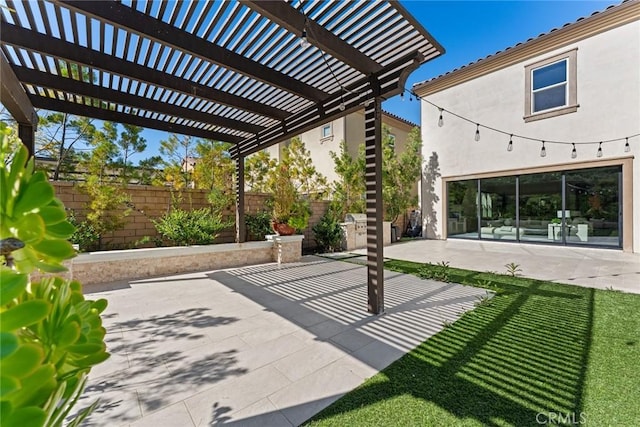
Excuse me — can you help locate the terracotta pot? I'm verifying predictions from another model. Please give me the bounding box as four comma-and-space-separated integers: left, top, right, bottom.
272, 221, 296, 236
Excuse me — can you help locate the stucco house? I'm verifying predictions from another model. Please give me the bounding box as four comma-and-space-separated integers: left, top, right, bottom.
414, 1, 639, 252
265, 108, 419, 185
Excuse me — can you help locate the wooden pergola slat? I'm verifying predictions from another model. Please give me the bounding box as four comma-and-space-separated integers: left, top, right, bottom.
59, 0, 329, 102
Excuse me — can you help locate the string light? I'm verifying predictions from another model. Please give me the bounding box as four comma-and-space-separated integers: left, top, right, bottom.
438, 108, 444, 127
400, 92, 404, 101
412, 89, 639, 159
571, 143, 577, 159
540, 141, 546, 157
300, 18, 310, 48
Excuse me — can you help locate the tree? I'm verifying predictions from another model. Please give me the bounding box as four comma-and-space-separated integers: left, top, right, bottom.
36, 112, 95, 180
281, 137, 328, 198
329, 140, 366, 218
244, 150, 274, 193
114, 124, 146, 183
158, 134, 196, 189
193, 140, 235, 213
382, 126, 423, 223
77, 121, 131, 248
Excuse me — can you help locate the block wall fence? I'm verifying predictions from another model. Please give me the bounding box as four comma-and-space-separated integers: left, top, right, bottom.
51, 182, 331, 251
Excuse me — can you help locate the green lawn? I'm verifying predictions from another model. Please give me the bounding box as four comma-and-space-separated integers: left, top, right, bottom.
304, 260, 640, 426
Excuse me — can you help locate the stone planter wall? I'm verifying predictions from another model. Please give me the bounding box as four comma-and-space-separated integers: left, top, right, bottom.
63, 236, 304, 287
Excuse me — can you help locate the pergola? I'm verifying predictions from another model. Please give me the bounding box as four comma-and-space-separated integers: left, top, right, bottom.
0, 0, 444, 314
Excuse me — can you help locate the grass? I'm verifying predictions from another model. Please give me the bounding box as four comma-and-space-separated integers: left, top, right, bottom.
304, 260, 640, 426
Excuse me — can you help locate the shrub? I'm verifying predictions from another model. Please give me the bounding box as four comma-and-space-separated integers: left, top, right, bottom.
153, 207, 230, 246
67, 211, 100, 252
313, 213, 343, 253
0, 123, 109, 427
245, 211, 272, 241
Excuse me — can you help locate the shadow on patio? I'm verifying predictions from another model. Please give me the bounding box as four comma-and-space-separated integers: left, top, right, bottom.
209, 261, 594, 426
76, 256, 594, 426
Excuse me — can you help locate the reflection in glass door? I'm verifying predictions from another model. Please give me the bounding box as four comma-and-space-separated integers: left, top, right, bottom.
518, 172, 563, 244
479, 177, 517, 241
565, 166, 621, 247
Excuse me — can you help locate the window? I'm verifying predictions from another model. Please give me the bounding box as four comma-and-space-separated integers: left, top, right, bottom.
321, 123, 332, 138
388, 133, 396, 149
524, 49, 578, 122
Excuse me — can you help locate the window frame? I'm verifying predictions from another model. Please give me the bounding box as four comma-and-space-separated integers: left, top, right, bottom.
321, 123, 332, 139
524, 49, 578, 122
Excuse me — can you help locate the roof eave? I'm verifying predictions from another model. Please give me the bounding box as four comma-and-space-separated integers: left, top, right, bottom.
413, 1, 640, 96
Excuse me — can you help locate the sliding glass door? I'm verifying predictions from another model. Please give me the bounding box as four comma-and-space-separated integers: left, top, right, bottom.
446, 165, 622, 248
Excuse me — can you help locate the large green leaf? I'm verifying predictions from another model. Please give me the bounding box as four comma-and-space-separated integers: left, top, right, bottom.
1, 344, 44, 378
13, 213, 45, 244
67, 343, 104, 355
0, 270, 28, 305
2, 406, 46, 427
32, 239, 76, 261
45, 220, 75, 239
38, 206, 66, 225
0, 300, 51, 331
0, 333, 18, 359
13, 181, 54, 217
0, 375, 20, 397
74, 351, 110, 368
91, 299, 108, 314
10, 364, 56, 408
57, 321, 81, 349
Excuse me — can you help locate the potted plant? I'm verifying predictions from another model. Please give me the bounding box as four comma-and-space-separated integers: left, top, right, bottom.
267, 164, 310, 235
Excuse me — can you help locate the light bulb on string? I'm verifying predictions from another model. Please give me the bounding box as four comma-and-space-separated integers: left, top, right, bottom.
300, 29, 310, 48
597, 142, 603, 157
438, 108, 444, 127
625, 137, 631, 152
400, 92, 404, 101
540, 141, 546, 157
507, 134, 513, 152
474, 124, 480, 142
571, 143, 577, 159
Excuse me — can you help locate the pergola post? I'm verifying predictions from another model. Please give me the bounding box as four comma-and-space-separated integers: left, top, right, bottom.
17, 124, 35, 158
365, 97, 384, 314
235, 155, 246, 243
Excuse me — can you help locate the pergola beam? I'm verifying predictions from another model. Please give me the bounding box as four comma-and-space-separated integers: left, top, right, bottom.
240, 0, 383, 75
30, 96, 244, 144
58, 0, 329, 102
2, 23, 290, 121
1, 52, 37, 155
15, 67, 264, 136
230, 51, 423, 158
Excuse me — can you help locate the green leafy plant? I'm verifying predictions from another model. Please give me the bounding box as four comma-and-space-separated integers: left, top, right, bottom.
313, 213, 343, 253
67, 211, 100, 252
245, 211, 273, 241
153, 207, 230, 246
418, 261, 451, 282
504, 262, 523, 277
0, 123, 109, 427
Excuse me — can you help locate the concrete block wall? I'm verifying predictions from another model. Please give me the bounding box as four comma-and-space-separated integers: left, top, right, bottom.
51, 182, 330, 251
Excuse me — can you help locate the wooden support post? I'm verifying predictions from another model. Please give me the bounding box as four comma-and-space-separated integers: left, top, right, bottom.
235, 155, 246, 243
18, 124, 35, 158
364, 97, 384, 314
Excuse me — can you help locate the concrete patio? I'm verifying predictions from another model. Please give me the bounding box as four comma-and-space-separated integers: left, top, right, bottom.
79, 256, 488, 426
357, 239, 640, 294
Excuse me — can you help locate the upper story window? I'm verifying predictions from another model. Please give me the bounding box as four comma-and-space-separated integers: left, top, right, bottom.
532, 60, 567, 112
321, 123, 332, 138
524, 49, 578, 122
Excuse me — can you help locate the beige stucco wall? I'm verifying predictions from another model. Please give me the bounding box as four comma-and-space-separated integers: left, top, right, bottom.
417, 20, 639, 252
